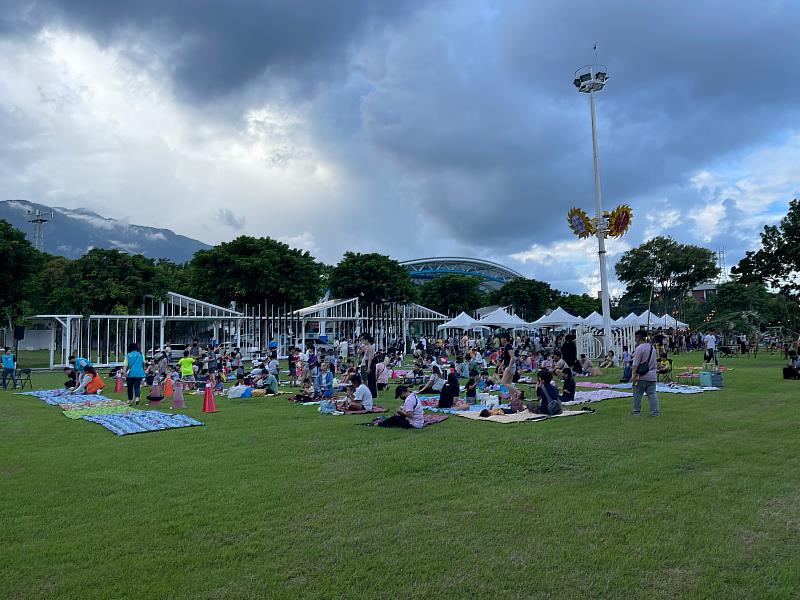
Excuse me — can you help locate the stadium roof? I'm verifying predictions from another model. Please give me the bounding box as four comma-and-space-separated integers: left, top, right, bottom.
401, 257, 522, 292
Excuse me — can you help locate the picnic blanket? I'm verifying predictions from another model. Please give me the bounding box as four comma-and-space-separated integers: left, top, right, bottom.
425, 403, 511, 415
562, 389, 633, 406
81, 410, 204, 436
423, 414, 449, 426
17, 389, 113, 406
613, 382, 719, 394
576, 381, 615, 388
63, 405, 135, 420
456, 409, 590, 424
56, 399, 129, 410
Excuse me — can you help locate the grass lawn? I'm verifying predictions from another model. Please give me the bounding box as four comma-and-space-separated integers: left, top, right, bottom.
1, 352, 799, 598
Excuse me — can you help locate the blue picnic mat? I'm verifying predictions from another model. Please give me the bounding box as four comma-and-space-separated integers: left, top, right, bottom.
81, 410, 203, 436
17, 389, 113, 405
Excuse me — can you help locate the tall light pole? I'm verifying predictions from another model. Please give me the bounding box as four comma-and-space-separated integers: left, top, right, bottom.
573, 62, 613, 353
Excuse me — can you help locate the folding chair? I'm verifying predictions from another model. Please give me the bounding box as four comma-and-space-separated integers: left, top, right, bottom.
657, 359, 673, 383
16, 368, 32, 390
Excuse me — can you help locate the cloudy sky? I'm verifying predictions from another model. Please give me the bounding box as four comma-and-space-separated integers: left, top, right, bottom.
2, 0, 799, 294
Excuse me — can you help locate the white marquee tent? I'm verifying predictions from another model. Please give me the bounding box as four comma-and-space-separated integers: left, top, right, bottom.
478, 307, 530, 329
531, 307, 582, 328
438, 311, 479, 330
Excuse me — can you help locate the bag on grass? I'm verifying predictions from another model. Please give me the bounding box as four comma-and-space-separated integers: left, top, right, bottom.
319, 400, 337, 414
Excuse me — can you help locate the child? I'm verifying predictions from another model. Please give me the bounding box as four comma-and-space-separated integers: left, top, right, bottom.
560, 367, 576, 403
620, 346, 632, 382
465, 369, 479, 403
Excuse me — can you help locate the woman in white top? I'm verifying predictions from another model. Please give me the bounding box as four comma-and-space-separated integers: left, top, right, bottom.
418, 364, 446, 394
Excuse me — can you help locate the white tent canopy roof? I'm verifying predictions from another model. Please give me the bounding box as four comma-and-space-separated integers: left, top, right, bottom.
636, 310, 662, 327
478, 307, 529, 329
437, 312, 479, 330
532, 306, 582, 327
581, 311, 605, 327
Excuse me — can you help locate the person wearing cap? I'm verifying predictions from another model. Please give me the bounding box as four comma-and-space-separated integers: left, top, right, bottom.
378, 385, 424, 429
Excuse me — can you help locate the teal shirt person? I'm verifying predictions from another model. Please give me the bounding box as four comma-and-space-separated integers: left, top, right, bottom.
125, 350, 145, 378
1, 351, 15, 370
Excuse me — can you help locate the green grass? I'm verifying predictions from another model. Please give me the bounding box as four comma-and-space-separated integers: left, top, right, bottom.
13, 349, 51, 369
1, 353, 799, 598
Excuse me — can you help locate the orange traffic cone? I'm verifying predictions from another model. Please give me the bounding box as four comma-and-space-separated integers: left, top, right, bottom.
171, 382, 185, 410
114, 374, 123, 394
163, 377, 173, 397
202, 381, 217, 413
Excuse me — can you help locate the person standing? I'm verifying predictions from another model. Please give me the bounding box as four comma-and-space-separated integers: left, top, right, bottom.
1, 347, 17, 390
703, 330, 718, 366
631, 330, 659, 417
307, 346, 320, 396
123, 342, 146, 405
364, 335, 378, 398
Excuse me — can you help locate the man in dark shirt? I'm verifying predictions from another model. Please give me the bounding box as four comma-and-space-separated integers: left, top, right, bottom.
560, 334, 578, 369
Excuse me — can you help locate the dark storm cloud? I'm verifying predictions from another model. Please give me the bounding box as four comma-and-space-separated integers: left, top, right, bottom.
4, 0, 430, 98
2, 0, 799, 278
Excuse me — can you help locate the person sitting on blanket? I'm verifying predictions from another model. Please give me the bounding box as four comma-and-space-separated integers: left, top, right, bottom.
257, 371, 279, 395
320, 362, 334, 397
344, 374, 373, 412
70, 366, 105, 394
292, 374, 315, 403
578, 354, 602, 377
64, 367, 77, 390
552, 351, 567, 379
598, 350, 617, 369
560, 367, 576, 403
527, 369, 562, 415
437, 372, 463, 409
465, 369, 479, 403
377, 385, 424, 429
418, 364, 446, 394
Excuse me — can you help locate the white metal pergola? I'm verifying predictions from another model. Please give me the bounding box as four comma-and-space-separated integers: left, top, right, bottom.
33, 292, 245, 368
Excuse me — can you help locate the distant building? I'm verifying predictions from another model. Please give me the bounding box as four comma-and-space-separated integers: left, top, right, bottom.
691, 283, 717, 303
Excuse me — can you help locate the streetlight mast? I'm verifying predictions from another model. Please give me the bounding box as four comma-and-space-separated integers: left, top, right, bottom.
573, 62, 613, 353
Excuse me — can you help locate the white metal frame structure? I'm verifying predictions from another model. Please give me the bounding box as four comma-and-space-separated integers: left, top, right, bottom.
34, 292, 245, 368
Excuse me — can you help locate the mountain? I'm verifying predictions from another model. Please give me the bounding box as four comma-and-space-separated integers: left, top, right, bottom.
0, 199, 210, 262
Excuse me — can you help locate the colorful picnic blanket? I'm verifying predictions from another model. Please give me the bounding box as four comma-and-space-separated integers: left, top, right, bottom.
81, 411, 204, 436
425, 403, 511, 415
337, 405, 388, 415
455, 409, 590, 424
613, 382, 719, 394
63, 405, 135, 420
56, 399, 129, 410
17, 389, 113, 405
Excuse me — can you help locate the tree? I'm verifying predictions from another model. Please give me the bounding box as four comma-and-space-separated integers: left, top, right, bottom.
615, 236, 719, 316
0, 220, 44, 323
48, 249, 171, 314
558, 293, 601, 317
328, 252, 417, 305
419, 275, 485, 315
733, 198, 800, 300
488, 278, 559, 320
188, 236, 323, 308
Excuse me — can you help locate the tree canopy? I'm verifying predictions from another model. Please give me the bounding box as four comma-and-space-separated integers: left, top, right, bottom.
188, 236, 323, 308
487, 278, 558, 320
558, 293, 601, 318
615, 236, 719, 315
0, 219, 44, 322
733, 198, 800, 300
328, 252, 417, 305
419, 274, 485, 316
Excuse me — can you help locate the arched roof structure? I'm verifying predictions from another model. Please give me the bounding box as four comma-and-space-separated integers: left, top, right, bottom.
401, 257, 523, 292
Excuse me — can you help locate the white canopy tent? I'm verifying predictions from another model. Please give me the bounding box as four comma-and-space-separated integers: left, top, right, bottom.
656, 313, 690, 329
581, 311, 605, 328
437, 312, 479, 330
636, 310, 662, 328
478, 307, 530, 329
532, 307, 582, 328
